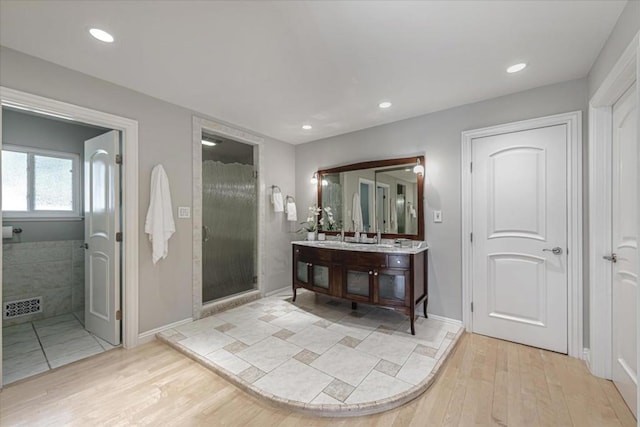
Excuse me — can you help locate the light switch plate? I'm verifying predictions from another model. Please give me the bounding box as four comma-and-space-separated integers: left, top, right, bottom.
433, 210, 442, 223
178, 206, 191, 219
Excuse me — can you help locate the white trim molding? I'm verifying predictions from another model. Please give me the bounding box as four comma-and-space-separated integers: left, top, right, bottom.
583, 348, 591, 370
192, 117, 265, 320
137, 318, 193, 345
461, 111, 583, 358
588, 32, 639, 380
0, 87, 140, 388
424, 313, 463, 327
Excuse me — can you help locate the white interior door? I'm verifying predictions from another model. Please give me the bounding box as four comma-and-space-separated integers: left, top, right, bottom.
84, 130, 120, 345
611, 83, 638, 417
472, 124, 568, 353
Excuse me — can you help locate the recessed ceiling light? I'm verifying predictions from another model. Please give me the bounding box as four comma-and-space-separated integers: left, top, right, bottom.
201, 139, 217, 146
302, 124, 312, 130
506, 63, 527, 73
89, 28, 114, 43
378, 101, 392, 109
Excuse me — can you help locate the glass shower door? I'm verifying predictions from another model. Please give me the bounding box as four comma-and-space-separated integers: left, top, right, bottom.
202, 157, 256, 303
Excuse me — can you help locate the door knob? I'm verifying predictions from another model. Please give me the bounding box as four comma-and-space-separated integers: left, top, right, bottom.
603, 253, 617, 263
543, 247, 563, 255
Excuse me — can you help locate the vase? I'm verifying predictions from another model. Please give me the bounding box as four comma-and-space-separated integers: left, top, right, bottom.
307, 231, 316, 241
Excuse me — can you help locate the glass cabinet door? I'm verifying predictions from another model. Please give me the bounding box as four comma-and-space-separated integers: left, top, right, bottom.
345, 269, 371, 298
296, 261, 309, 284
377, 270, 409, 305
312, 265, 330, 289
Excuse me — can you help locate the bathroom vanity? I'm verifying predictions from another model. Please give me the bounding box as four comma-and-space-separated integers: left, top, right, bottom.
292, 241, 428, 335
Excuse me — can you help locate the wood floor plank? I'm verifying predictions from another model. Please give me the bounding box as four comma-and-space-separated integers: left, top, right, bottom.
0, 333, 636, 426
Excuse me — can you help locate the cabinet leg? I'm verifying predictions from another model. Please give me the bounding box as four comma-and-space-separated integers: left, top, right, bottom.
292, 286, 297, 302
351, 301, 358, 310
423, 297, 428, 318
410, 316, 416, 335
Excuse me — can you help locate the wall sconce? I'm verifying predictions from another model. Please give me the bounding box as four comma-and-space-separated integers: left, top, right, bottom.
310, 172, 318, 184
413, 158, 424, 175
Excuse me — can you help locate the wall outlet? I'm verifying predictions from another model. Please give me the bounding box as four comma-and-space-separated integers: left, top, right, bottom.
178, 206, 191, 219
433, 210, 442, 223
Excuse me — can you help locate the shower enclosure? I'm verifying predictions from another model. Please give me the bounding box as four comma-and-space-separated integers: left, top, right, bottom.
201, 136, 257, 303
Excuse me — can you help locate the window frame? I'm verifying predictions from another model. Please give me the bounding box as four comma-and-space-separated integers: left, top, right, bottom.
2, 144, 82, 220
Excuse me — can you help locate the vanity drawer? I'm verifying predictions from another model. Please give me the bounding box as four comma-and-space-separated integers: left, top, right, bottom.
295, 246, 332, 262
342, 251, 387, 268
388, 255, 410, 269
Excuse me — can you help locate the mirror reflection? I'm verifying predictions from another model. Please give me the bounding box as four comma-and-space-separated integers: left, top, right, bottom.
318, 157, 423, 239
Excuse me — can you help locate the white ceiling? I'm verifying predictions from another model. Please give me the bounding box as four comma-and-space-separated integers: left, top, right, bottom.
0, 1, 626, 144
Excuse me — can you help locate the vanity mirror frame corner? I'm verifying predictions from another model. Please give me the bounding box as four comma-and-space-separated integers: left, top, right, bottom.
317, 155, 425, 241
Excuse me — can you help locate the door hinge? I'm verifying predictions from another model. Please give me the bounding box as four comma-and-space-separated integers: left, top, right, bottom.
470, 162, 473, 173
471, 302, 474, 313
116, 154, 123, 165
253, 170, 258, 179
253, 276, 258, 284
470, 232, 473, 242
116, 310, 122, 321
116, 232, 123, 242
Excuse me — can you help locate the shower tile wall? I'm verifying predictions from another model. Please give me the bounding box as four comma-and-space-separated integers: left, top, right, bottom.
2, 240, 84, 327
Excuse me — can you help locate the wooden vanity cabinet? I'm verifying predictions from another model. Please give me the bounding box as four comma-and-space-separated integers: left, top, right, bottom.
292, 244, 428, 335
293, 246, 334, 296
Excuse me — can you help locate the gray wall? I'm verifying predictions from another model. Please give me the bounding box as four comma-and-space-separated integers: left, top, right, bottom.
0, 47, 296, 334
1, 108, 108, 242
295, 78, 588, 323
588, 0, 640, 98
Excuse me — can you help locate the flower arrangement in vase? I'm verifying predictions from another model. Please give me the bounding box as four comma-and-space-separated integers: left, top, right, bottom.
299, 205, 321, 240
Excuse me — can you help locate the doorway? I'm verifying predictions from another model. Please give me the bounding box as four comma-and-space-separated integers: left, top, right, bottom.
201, 133, 257, 303
0, 107, 122, 384
191, 117, 264, 320
461, 111, 583, 358
587, 34, 639, 419
0, 87, 140, 388
610, 83, 637, 416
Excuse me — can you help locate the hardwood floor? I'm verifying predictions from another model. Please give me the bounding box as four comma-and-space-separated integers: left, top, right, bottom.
0, 333, 634, 426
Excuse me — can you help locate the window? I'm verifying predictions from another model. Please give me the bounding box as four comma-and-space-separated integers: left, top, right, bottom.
2, 145, 81, 218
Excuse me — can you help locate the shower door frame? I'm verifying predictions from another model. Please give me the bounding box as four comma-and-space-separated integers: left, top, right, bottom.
192, 117, 264, 319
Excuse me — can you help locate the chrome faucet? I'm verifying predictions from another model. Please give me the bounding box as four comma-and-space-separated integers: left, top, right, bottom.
377, 230, 381, 244
340, 229, 345, 242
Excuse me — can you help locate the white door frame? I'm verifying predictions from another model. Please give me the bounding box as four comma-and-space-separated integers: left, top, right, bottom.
588, 32, 639, 380
0, 87, 140, 387
461, 110, 583, 358
192, 117, 264, 320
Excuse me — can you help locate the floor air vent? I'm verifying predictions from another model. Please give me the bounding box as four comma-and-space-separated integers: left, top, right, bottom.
3, 297, 42, 319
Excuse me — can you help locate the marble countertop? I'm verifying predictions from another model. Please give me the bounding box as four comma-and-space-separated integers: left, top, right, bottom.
292, 240, 429, 254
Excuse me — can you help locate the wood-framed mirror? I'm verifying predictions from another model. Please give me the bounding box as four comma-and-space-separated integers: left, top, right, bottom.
317, 156, 424, 240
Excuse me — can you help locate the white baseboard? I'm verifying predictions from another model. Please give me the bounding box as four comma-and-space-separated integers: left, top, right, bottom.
137, 318, 193, 345
424, 312, 463, 327
265, 286, 291, 297
583, 348, 591, 369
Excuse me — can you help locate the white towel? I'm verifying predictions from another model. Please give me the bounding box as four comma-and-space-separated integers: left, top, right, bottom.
286, 201, 297, 221
390, 198, 397, 232
352, 193, 363, 232
145, 165, 175, 264
272, 191, 284, 213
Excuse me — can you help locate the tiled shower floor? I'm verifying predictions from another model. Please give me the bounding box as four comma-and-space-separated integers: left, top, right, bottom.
2, 313, 118, 385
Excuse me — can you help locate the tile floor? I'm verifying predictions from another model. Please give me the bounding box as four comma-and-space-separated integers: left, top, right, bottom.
159, 289, 462, 412
2, 313, 118, 385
